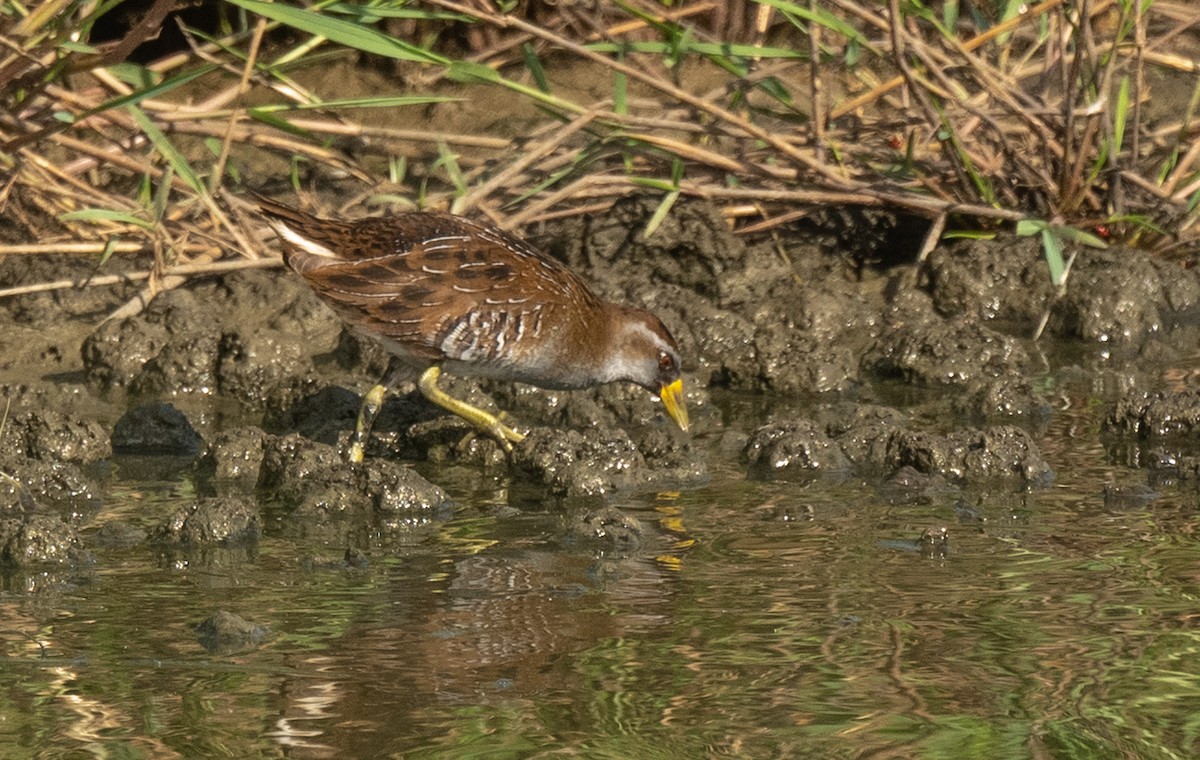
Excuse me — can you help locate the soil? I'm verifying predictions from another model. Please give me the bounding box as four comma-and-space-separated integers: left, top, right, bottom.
2, 193, 1199, 568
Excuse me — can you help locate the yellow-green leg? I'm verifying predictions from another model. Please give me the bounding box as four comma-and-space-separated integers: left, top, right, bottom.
417, 365, 525, 452
347, 381, 389, 463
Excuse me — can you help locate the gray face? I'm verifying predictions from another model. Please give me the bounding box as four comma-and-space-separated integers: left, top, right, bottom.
606, 309, 683, 392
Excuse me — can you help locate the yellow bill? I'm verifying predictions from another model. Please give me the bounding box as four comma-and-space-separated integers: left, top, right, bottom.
659, 378, 689, 432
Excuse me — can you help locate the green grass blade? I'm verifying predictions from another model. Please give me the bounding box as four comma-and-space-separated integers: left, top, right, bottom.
645, 189, 680, 238
247, 109, 317, 140
251, 94, 457, 113
69, 64, 217, 122
521, 43, 550, 93
1040, 228, 1067, 287
226, 0, 450, 64
1052, 225, 1108, 249
60, 208, 154, 230
323, 2, 473, 22
754, 0, 874, 49
586, 40, 805, 59
1113, 75, 1131, 157
96, 236, 121, 269
1016, 219, 1047, 237
126, 105, 205, 196
152, 165, 174, 224
446, 61, 584, 115
435, 140, 467, 198
629, 177, 678, 192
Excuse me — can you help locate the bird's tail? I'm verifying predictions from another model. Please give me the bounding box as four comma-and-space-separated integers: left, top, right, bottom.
247, 191, 351, 269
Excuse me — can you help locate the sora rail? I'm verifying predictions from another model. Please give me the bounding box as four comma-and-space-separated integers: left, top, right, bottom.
254, 195, 689, 462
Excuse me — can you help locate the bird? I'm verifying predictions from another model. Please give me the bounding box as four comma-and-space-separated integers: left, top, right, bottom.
252, 194, 689, 462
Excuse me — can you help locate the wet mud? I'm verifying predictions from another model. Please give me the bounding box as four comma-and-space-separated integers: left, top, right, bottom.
2, 194, 1199, 569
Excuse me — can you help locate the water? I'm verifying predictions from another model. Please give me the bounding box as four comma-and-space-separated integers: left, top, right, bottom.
3, 394, 1199, 759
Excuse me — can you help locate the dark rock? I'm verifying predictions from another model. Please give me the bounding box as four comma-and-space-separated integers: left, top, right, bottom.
153, 496, 260, 545
194, 610, 269, 654
112, 402, 203, 455
744, 417, 851, 480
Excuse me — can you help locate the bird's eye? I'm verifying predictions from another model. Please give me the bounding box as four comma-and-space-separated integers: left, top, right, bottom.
658, 352, 674, 372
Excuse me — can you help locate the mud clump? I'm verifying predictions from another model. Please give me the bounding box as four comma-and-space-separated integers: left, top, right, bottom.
17, 194, 1196, 530
928, 238, 1200, 351
0, 408, 110, 464
951, 372, 1051, 425
813, 403, 908, 468
152, 496, 261, 546
1105, 389, 1200, 439
257, 434, 450, 536
0, 511, 83, 567
563, 505, 645, 552
81, 316, 169, 388
744, 418, 852, 480
1, 458, 102, 518
81, 271, 337, 405
884, 426, 1053, 487
194, 427, 269, 490
514, 426, 704, 498
0, 253, 144, 323
865, 293, 1030, 386
194, 610, 270, 654
745, 411, 1052, 488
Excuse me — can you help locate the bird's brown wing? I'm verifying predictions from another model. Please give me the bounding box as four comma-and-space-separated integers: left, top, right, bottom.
297, 214, 600, 365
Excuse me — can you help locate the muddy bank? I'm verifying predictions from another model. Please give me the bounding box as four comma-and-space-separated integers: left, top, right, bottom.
2, 194, 1199, 568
